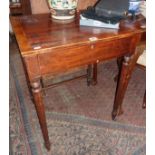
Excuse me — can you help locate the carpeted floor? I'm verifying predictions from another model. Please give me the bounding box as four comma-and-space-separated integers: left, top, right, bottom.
9, 39, 146, 155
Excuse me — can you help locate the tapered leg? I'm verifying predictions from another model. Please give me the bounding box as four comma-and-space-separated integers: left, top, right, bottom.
112, 52, 141, 120
112, 56, 130, 120
31, 80, 51, 150
87, 63, 98, 86
114, 57, 123, 82
112, 37, 145, 119
87, 64, 92, 86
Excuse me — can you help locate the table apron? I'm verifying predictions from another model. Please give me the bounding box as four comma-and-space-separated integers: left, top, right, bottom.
38, 38, 131, 76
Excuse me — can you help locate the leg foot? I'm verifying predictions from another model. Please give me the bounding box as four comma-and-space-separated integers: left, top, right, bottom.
114, 75, 118, 82
142, 103, 146, 109
112, 112, 117, 120
112, 106, 124, 120
142, 91, 146, 109
45, 141, 51, 151
118, 106, 124, 115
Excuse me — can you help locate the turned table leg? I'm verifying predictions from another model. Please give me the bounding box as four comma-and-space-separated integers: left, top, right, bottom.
31, 80, 51, 150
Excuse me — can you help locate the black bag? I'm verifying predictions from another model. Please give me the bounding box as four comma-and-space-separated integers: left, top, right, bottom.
95, 0, 129, 18
81, 0, 129, 24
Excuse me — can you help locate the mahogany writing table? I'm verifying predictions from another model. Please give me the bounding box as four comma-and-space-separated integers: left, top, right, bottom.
10, 13, 145, 150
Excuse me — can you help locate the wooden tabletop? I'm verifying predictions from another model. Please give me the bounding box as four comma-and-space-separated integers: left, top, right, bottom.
10, 13, 145, 56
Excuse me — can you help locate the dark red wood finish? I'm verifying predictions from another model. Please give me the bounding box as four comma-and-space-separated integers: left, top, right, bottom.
10, 13, 145, 150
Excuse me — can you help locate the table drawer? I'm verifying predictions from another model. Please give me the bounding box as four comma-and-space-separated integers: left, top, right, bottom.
39, 44, 93, 75
91, 38, 131, 62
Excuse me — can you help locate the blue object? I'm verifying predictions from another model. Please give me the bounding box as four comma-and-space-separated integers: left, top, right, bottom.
129, 0, 143, 14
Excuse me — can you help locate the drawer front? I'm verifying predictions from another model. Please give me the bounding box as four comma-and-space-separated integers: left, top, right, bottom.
38, 38, 131, 76
39, 44, 94, 75
91, 38, 131, 62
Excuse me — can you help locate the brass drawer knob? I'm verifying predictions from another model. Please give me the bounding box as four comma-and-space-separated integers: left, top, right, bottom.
91, 44, 94, 49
